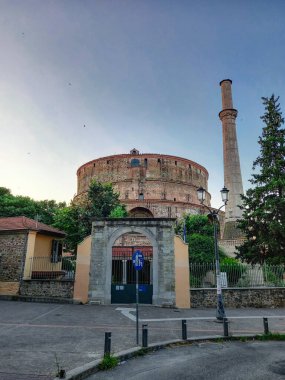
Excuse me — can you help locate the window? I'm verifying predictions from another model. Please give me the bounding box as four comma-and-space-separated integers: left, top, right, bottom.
131, 158, 140, 167
51, 240, 62, 263
139, 193, 144, 200
144, 158, 148, 167
175, 161, 177, 166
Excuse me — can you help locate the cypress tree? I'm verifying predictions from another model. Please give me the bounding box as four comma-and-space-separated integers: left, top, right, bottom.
237, 95, 285, 264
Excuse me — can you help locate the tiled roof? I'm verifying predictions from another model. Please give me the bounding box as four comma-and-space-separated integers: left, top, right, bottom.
0, 216, 66, 237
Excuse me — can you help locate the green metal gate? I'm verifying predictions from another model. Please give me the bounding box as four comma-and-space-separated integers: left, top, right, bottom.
111, 246, 153, 304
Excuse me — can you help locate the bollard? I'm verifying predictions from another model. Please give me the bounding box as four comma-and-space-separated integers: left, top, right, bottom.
58, 369, 66, 379
142, 324, 148, 348
223, 318, 229, 337
104, 332, 112, 355
263, 317, 269, 334
182, 319, 187, 340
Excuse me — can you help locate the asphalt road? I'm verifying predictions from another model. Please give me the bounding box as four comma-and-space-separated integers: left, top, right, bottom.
0, 301, 285, 379
88, 341, 285, 380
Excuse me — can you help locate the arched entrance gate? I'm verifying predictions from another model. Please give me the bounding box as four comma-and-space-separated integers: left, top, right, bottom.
88, 218, 176, 306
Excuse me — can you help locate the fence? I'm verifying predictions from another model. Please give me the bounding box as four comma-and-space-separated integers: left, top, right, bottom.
190, 263, 285, 288
24, 256, 76, 280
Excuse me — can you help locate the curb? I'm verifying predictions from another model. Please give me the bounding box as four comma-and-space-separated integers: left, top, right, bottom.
0, 295, 79, 304
55, 334, 259, 380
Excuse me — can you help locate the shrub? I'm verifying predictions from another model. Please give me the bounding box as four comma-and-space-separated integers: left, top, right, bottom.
98, 354, 119, 370
220, 257, 247, 287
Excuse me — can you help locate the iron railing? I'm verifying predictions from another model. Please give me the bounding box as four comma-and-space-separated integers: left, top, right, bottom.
190, 263, 285, 288
24, 256, 76, 280
112, 246, 153, 285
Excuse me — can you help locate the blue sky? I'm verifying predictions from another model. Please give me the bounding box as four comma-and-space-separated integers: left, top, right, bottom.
0, 0, 284, 207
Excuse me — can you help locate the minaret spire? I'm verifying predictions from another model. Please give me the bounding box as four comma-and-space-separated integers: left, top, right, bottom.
219, 79, 244, 239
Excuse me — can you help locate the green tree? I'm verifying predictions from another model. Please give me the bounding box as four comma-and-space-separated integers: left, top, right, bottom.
0, 187, 11, 197
35, 199, 66, 226
0, 189, 66, 225
178, 214, 225, 263
53, 204, 88, 252
53, 180, 128, 251
237, 95, 285, 264
86, 180, 122, 218
185, 214, 213, 237
0, 192, 37, 219
109, 204, 128, 218
188, 233, 219, 263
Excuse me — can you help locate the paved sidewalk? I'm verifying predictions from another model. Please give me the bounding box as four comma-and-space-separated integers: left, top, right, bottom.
0, 300, 284, 379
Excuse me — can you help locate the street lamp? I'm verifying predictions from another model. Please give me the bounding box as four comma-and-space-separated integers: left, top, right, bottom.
196, 186, 229, 321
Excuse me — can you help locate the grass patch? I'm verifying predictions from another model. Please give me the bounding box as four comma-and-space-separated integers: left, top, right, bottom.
255, 333, 285, 341
133, 348, 149, 357
98, 354, 119, 370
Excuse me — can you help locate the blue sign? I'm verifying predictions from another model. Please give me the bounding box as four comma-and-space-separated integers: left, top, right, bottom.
139, 285, 147, 292
132, 250, 144, 271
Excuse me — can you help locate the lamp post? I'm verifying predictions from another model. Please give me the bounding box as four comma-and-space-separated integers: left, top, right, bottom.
196, 186, 229, 321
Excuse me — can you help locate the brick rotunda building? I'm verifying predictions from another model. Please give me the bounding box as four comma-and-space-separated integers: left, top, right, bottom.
74, 148, 211, 219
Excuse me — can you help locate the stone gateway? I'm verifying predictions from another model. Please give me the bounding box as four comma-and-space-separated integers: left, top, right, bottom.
74, 218, 190, 308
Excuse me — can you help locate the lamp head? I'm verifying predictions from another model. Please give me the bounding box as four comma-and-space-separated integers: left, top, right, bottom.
197, 187, 206, 203
220, 186, 229, 204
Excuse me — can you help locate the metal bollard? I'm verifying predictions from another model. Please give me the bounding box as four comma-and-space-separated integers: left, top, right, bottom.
104, 332, 112, 355
263, 317, 269, 334
58, 369, 66, 379
182, 319, 187, 340
223, 318, 229, 337
142, 324, 148, 348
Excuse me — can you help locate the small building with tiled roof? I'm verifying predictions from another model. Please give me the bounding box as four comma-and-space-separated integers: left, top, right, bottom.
0, 216, 66, 237
0, 216, 66, 296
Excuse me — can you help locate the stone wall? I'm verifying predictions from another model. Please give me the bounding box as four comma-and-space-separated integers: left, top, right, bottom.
191, 288, 285, 308
0, 232, 27, 281
20, 280, 74, 298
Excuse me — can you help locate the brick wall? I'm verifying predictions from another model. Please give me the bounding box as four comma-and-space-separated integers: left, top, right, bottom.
20, 280, 74, 298
191, 288, 285, 308
114, 233, 152, 246
75, 153, 211, 219
0, 233, 27, 281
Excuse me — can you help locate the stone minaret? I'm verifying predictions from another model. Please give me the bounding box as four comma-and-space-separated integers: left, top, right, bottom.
219, 79, 244, 239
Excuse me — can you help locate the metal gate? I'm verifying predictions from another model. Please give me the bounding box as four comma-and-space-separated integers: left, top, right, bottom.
111, 246, 153, 304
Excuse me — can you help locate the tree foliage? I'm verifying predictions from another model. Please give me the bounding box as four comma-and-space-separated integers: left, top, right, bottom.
237, 95, 285, 264
177, 214, 225, 263
53, 180, 128, 251
0, 180, 127, 252
52, 204, 88, 252
109, 204, 128, 218
86, 180, 122, 218
0, 187, 66, 225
